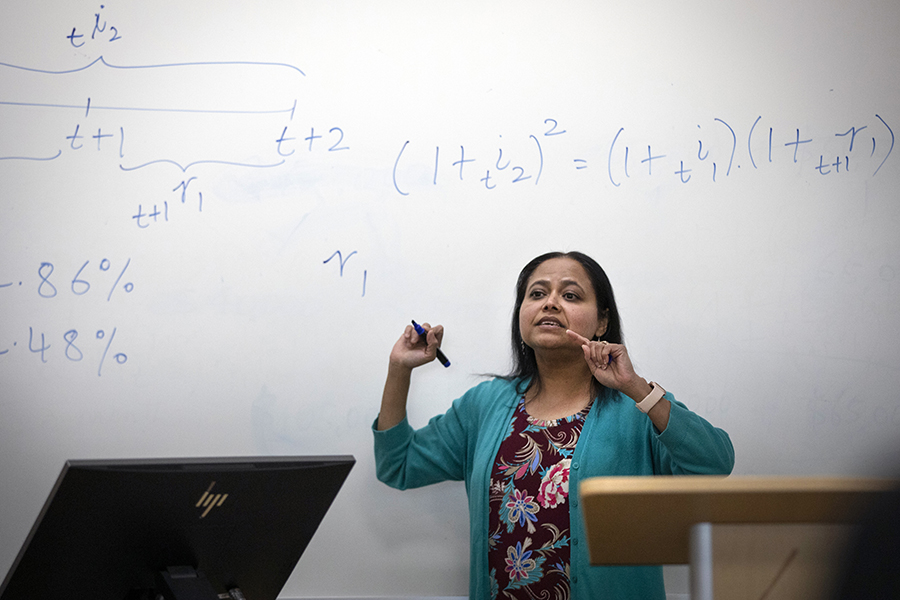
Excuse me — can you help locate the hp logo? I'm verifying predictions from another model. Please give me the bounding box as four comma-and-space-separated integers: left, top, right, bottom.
195, 482, 229, 518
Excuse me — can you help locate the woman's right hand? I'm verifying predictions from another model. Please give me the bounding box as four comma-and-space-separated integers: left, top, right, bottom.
389, 322, 444, 370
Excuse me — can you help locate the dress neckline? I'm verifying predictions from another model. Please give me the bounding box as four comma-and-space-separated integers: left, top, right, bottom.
520, 395, 593, 427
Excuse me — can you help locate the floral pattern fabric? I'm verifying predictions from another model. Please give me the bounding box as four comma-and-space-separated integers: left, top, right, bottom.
488, 397, 592, 599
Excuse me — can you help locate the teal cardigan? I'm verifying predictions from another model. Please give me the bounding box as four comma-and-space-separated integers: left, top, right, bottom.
374, 377, 735, 599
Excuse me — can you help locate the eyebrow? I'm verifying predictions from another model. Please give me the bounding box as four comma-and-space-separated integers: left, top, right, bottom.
527, 278, 586, 291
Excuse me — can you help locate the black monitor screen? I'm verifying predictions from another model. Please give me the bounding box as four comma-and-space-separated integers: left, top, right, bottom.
0, 455, 355, 600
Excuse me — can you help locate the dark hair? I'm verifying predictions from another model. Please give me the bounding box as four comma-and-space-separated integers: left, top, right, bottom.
505, 251, 623, 401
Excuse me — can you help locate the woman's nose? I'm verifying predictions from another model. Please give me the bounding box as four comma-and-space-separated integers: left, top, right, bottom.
542, 292, 560, 310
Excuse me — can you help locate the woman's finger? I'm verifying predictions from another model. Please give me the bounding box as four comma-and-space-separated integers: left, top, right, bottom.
598, 341, 612, 366
565, 329, 590, 345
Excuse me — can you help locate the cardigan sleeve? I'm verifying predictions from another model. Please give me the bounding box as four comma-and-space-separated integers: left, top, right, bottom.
373, 395, 472, 490
652, 393, 735, 475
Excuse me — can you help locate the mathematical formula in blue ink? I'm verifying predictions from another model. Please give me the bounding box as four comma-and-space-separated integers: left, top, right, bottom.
392, 122, 553, 196
392, 115, 894, 195
605, 115, 894, 186
4, 8, 893, 221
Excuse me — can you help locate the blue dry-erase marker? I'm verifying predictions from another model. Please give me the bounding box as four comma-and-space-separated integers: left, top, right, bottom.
411, 320, 451, 368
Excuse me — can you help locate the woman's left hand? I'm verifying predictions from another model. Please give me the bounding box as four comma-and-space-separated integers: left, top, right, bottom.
565, 329, 644, 395
566, 329, 668, 429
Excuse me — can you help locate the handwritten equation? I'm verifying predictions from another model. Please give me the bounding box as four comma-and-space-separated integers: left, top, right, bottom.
391, 115, 895, 195
1, 4, 894, 224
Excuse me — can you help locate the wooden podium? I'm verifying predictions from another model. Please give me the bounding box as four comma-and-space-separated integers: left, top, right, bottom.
579, 476, 895, 600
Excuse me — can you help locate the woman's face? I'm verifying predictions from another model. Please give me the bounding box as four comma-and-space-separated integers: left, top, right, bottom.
518, 257, 607, 353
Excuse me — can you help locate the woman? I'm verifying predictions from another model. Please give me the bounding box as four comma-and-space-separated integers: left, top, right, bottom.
374, 251, 734, 599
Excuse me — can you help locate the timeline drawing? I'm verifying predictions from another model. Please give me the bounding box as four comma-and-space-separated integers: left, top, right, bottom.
0, 48, 348, 229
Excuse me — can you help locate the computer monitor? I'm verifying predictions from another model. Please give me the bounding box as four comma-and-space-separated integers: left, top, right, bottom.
0, 455, 355, 600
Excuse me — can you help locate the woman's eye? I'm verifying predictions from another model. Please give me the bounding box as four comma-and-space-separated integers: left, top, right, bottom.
563, 292, 579, 300
529, 290, 545, 298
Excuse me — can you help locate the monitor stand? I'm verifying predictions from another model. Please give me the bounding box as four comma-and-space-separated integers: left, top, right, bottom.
155, 566, 225, 600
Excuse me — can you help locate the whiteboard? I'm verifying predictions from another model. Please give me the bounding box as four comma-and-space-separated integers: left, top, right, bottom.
2, 1, 899, 597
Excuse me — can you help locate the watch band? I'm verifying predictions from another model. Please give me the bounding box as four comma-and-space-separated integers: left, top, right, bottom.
636, 382, 665, 414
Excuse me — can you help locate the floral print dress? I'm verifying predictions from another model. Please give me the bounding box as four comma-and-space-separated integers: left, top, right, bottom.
487, 396, 592, 599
